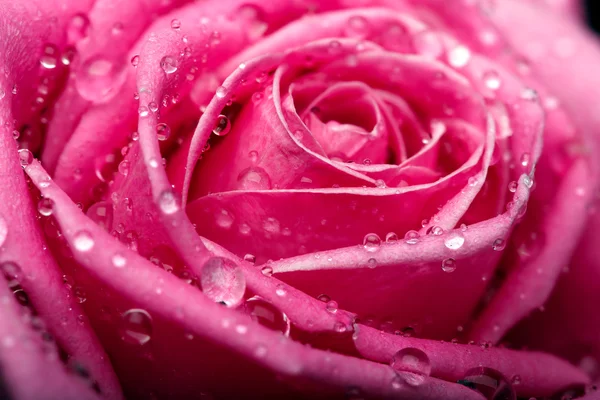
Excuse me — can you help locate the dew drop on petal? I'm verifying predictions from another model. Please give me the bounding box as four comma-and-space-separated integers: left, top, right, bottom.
160, 56, 178, 74
170, 19, 181, 30
261, 266, 273, 276
1, 262, 22, 288
444, 232, 465, 250
390, 348, 432, 387
212, 115, 231, 136
200, 257, 246, 307
508, 181, 518, 193
344, 15, 370, 38
112, 253, 127, 268
130, 55, 139, 67
237, 167, 271, 190
75, 57, 116, 102
215, 86, 227, 98
441, 258, 456, 273
404, 230, 420, 245
458, 367, 516, 400
73, 230, 94, 252
120, 309, 152, 345
483, 70, 501, 90
0, 217, 6, 247
138, 106, 149, 117
243, 254, 256, 264
158, 190, 179, 215
18, 149, 33, 166
40, 44, 58, 69
242, 296, 290, 336
156, 123, 171, 141
37, 198, 54, 216
363, 233, 381, 252
326, 300, 338, 313
385, 232, 399, 243
448, 45, 471, 68
216, 209, 234, 229
492, 238, 506, 251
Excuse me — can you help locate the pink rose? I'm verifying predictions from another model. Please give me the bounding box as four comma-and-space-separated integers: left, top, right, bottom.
1, 0, 599, 398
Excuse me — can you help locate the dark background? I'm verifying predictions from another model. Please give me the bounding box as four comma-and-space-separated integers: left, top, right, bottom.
584, 0, 599, 33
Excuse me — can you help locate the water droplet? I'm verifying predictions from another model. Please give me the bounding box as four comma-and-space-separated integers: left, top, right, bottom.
86, 201, 113, 231
216, 209, 234, 229
448, 45, 471, 68
243, 296, 290, 336
523, 175, 534, 189
40, 44, 58, 69
511, 375, 521, 386
442, 258, 456, 273
520, 88, 538, 101
61, 47, 76, 66
458, 367, 516, 400
37, 198, 54, 216
75, 57, 117, 102
326, 300, 338, 313
67, 13, 90, 42
200, 257, 246, 307
212, 114, 231, 136
261, 266, 273, 276
120, 309, 152, 345
171, 19, 181, 30
237, 167, 271, 190
156, 123, 171, 141
243, 254, 256, 264
344, 15, 370, 38
118, 160, 130, 176
385, 232, 399, 242
367, 258, 377, 268
412, 30, 443, 59
239, 223, 251, 235
130, 55, 139, 67
429, 226, 444, 236
237, 4, 268, 41
275, 284, 287, 297
390, 348, 432, 386
138, 106, 149, 117
492, 238, 506, 251
215, 86, 227, 98
1, 262, 22, 288
18, 149, 33, 166
112, 253, 127, 268
508, 181, 518, 193
148, 101, 159, 112
158, 190, 179, 215
520, 153, 530, 168
0, 217, 6, 247
363, 233, 381, 252
263, 217, 280, 235
160, 56, 178, 74
404, 230, 420, 244
444, 232, 465, 250
73, 230, 94, 252
483, 70, 501, 90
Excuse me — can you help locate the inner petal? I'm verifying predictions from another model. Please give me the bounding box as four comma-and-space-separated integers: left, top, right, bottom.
293, 81, 389, 165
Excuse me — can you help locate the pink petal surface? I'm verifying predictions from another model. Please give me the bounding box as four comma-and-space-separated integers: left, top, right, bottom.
353, 324, 588, 397
25, 159, 486, 400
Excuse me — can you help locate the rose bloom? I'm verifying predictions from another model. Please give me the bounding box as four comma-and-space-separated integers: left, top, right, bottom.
1, 0, 600, 398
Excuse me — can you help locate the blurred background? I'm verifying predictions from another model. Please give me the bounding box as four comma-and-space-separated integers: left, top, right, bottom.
584, 0, 599, 33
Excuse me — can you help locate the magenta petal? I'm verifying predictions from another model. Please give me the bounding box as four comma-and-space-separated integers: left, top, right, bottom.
0, 281, 103, 400
354, 324, 588, 398
24, 160, 483, 400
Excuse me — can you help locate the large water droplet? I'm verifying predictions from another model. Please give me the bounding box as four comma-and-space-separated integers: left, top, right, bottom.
73, 230, 94, 252
448, 45, 471, 68
40, 44, 58, 69
363, 233, 381, 252
444, 232, 465, 250
344, 15, 370, 38
18, 149, 34, 166
1, 262, 22, 288
160, 56, 178, 74
75, 57, 117, 102
458, 367, 516, 400
483, 70, 501, 90
120, 309, 152, 345
242, 296, 290, 336
216, 209, 234, 229
441, 258, 456, 273
156, 123, 171, 141
404, 230, 420, 245
112, 253, 127, 268
492, 238, 506, 251
263, 217, 280, 235
212, 115, 231, 136
170, 19, 181, 30
158, 190, 179, 215
200, 257, 246, 307
237, 167, 272, 190
390, 348, 432, 387
0, 216, 7, 247
37, 198, 54, 216
86, 201, 113, 231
